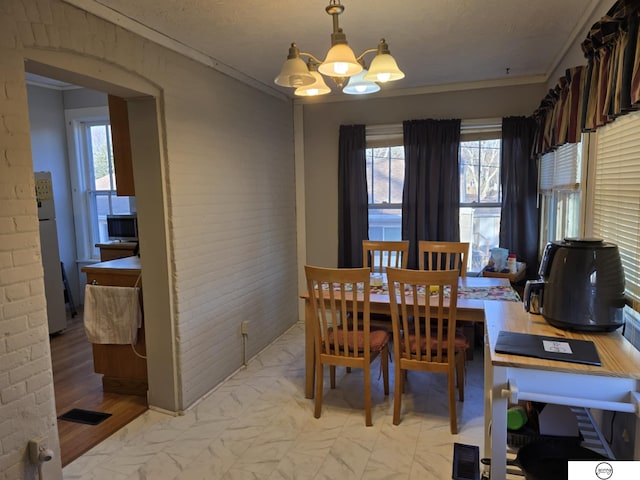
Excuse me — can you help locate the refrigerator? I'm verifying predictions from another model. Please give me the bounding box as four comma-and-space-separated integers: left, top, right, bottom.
35, 172, 67, 334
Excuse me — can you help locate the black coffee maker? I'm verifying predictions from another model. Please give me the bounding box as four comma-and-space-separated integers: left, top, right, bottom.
523, 238, 625, 332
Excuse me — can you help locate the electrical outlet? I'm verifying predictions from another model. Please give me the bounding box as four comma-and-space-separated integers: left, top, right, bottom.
241, 321, 249, 335
28, 437, 48, 464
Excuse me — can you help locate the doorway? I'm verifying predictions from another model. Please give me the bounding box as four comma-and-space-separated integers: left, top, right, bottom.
24, 58, 175, 465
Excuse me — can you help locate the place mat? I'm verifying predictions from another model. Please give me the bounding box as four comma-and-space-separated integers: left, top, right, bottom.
324, 282, 521, 302
58, 408, 112, 425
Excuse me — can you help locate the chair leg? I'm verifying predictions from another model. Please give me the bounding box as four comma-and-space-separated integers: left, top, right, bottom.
330, 365, 336, 389
448, 364, 458, 434
456, 352, 465, 401
364, 363, 372, 426
314, 361, 324, 419
381, 347, 389, 396
393, 362, 403, 425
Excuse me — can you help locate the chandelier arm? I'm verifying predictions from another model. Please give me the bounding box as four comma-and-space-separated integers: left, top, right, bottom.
355, 48, 379, 63
298, 51, 324, 65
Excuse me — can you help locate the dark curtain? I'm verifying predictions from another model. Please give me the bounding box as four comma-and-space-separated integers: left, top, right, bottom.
338, 124, 368, 267
402, 119, 461, 269
500, 116, 539, 278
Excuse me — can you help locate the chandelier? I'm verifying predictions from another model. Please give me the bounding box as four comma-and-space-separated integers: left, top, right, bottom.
274, 0, 405, 96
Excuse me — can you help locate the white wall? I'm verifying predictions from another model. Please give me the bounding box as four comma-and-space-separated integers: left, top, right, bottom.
27, 84, 82, 306
0, 1, 298, 478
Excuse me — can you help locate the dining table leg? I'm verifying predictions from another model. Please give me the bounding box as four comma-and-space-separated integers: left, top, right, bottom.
305, 298, 314, 399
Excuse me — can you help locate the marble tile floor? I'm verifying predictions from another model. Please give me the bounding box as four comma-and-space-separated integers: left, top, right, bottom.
63, 322, 486, 480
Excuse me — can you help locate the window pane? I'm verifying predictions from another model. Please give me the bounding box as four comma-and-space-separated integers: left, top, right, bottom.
372, 148, 390, 204
390, 153, 404, 203
460, 140, 502, 204
89, 124, 115, 191
369, 207, 402, 241
479, 143, 501, 202
460, 143, 480, 203
460, 206, 501, 272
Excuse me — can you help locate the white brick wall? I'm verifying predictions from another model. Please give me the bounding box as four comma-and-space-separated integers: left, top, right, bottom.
1, 0, 298, 477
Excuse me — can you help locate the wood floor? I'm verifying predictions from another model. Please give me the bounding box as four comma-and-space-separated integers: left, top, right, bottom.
50, 311, 148, 467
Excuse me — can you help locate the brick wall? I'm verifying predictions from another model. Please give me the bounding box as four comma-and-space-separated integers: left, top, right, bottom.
0, 1, 297, 477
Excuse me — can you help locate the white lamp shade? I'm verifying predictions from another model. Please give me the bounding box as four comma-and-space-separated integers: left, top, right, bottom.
318, 43, 362, 77
295, 72, 331, 96
363, 53, 405, 83
274, 56, 315, 87
342, 70, 381, 95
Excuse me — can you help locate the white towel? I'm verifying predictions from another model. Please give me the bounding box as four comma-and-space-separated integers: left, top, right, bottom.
84, 284, 142, 344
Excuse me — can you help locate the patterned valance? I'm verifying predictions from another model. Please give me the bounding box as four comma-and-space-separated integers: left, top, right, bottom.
532, 0, 640, 156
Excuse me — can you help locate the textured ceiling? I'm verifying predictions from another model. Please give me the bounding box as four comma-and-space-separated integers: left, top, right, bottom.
65, 0, 607, 98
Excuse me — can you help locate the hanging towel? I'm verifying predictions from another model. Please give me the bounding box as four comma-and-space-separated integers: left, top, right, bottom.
84, 284, 142, 344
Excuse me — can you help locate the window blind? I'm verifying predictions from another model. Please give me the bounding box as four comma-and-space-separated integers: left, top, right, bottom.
539, 152, 554, 192
593, 112, 640, 308
539, 144, 580, 192
554, 143, 580, 190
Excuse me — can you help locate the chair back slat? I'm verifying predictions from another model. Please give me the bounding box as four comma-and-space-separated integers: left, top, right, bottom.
418, 241, 469, 277
363, 240, 409, 273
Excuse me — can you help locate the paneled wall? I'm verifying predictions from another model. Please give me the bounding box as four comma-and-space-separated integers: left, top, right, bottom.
0, 1, 297, 478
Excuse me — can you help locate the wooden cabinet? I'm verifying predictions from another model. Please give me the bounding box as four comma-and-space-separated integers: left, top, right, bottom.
96, 242, 138, 261
82, 257, 146, 396
108, 94, 135, 196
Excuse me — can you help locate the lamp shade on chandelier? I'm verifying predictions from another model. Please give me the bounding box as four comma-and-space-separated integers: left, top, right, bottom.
274, 1, 404, 96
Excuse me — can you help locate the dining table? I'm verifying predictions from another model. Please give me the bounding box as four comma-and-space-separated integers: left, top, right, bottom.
300, 274, 520, 399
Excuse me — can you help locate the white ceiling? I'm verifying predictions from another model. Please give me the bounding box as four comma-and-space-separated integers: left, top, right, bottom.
60, 0, 606, 99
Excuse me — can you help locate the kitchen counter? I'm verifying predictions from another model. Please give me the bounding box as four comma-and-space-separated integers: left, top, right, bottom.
483, 300, 640, 479
82, 256, 146, 396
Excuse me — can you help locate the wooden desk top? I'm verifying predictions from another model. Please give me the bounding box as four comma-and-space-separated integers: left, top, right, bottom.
485, 300, 640, 379
82, 256, 141, 274
96, 241, 138, 250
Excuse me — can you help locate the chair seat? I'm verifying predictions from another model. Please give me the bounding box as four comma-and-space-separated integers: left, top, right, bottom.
405, 332, 469, 355
326, 328, 390, 354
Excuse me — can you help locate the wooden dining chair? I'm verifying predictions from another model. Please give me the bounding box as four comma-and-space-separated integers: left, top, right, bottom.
304, 265, 390, 426
362, 240, 409, 273
418, 241, 474, 359
418, 241, 469, 277
386, 267, 469, 433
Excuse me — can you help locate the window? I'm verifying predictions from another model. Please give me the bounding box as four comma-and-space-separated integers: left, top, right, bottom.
459, 138, 502, 272
538, 142, 583, 253
589, 111, 640, 309
365, 121, 502, 274
366, 146, 404, 241
65, 107, 135, 260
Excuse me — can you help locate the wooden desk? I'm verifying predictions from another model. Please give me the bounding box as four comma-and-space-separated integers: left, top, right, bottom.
483, 301, 640, 479
96, 241, 138, 261
82, 256, 147, 396
301, 276, 515, 399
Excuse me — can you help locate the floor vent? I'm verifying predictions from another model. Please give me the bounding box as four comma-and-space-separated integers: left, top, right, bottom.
58, 408, 112, 425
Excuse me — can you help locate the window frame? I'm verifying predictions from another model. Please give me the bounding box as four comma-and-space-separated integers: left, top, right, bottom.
538, 141, 584, 253
459, 121, 502, 273
64, 107, 135, 261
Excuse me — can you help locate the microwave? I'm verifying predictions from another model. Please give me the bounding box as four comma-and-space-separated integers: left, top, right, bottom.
106, 214, 138, 242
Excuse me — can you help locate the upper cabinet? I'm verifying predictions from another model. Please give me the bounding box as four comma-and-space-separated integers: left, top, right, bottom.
108, 95, 135, 196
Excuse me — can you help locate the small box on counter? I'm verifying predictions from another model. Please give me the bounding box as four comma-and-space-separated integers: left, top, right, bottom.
482, 261, 526, 282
